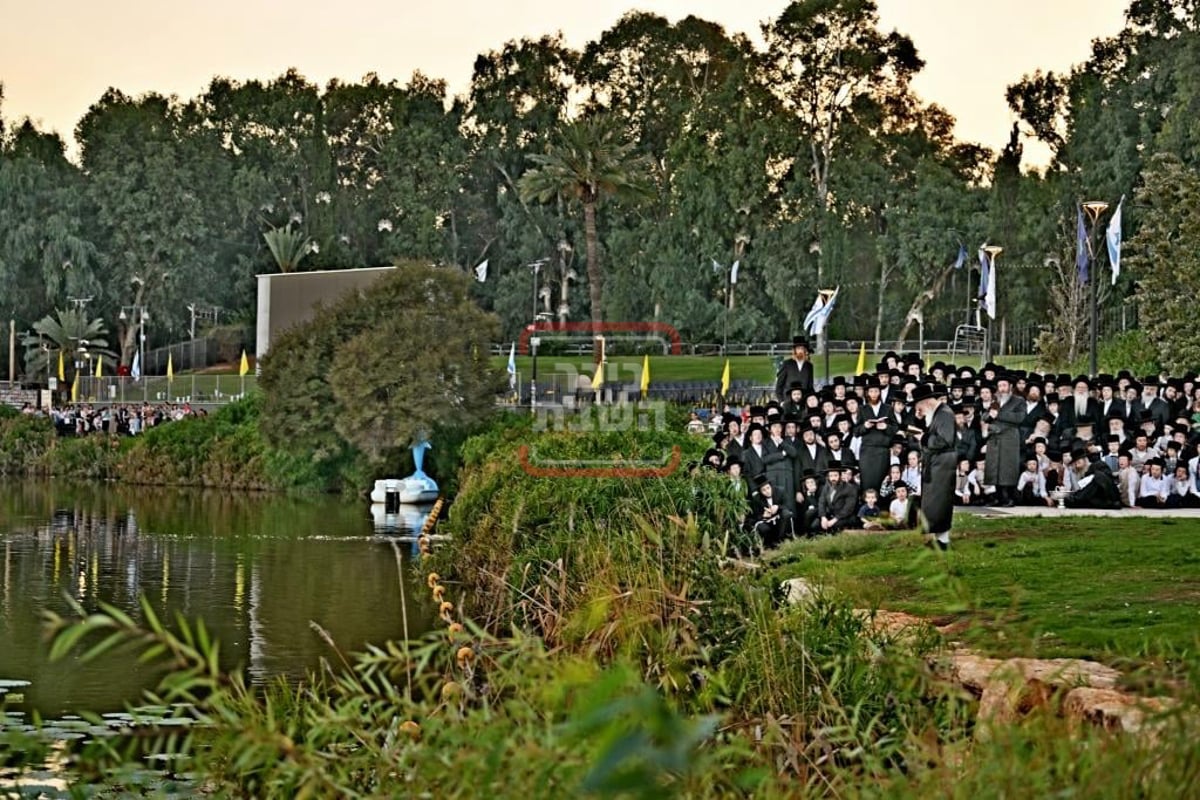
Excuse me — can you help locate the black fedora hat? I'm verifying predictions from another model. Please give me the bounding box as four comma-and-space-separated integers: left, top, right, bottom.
911, 383, 945, 404
792, 336, 810, 349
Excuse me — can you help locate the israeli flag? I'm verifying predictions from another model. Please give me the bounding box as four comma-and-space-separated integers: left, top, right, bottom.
474, 260, 489, 283
1107, 196, 1124, 286
506, 343, 517, 389
977, 247, 990, 297
131, 352, 141, 381
804, 288, 839, 335
730, 260, 740, 284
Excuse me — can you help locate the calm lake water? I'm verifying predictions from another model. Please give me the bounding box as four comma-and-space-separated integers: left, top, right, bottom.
0, 481, 433, 717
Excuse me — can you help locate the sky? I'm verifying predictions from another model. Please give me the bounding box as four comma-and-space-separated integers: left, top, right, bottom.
0, 0, 1130, 165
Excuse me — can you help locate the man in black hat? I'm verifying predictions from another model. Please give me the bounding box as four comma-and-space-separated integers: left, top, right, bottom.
855, 382, 896, 494
914, 383, 956, 550
1060, 376, 1100, 438
984, 373, 1026, 507
748, 475, 793, 547
814, 464, 860, 534
741, 422, 768, 481
1064, 456, 1123, 510
775, 336, 815, 400
764, 417, 797, 515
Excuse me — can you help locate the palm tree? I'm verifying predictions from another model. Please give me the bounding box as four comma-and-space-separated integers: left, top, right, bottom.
21, 308, 116, 381
519, 118, 653, 360
263, 223, 314, 273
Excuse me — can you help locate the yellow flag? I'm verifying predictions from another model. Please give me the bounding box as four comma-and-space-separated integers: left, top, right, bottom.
591, 360, 604, 390
167, 353, 174, 382
640, 354, 650, 393
239, 349, 250, 377
855, 341, 866, 375
720, 358, 730, 396
57, 350, 64, 381
94, 356, 102, 378
70, 372, 78, 403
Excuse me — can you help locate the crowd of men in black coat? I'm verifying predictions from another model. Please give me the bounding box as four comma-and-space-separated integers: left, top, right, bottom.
692, 337, 1200, 549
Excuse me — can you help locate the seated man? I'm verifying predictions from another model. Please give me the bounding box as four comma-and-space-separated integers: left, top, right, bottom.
747, 474, 794, 547
813, 464, 861, 534
1064, 458, 1123, 510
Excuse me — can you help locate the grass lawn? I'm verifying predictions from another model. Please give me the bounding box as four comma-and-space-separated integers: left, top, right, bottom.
490, 353, 1042, 387
765, 515, 1200, 677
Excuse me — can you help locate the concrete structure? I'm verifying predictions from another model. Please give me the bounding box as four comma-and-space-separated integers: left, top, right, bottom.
255, 266, 396, 366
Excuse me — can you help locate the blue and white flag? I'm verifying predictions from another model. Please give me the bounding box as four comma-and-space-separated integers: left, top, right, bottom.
131, 352, 141, 381
730, 260, 740, 284
977, 248, 990, 297
984, 256, 997, 320
474, 259, 489, 283
1076, 205, 1090, 284
506, 343, 517, 389
954, 244, 967, 270
804, 287, 839, 335
1106, 196, 1124, 286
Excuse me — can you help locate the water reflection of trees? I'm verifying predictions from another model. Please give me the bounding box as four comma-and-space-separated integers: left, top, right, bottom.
0, 481, 432, 716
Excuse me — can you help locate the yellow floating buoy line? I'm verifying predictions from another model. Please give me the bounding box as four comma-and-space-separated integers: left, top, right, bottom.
416, 496, 445, 557
400, 503, 477, 742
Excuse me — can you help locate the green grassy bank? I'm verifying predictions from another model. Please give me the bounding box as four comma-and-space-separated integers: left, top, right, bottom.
767, 516, 1200, 673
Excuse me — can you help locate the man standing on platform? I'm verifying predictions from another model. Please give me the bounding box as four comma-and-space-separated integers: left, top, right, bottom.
775, 336, 815, 401
914, 383, 956, 551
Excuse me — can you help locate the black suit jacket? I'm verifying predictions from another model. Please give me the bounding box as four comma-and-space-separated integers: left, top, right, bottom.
776, 358, 815, 400
817, 481, 859, 523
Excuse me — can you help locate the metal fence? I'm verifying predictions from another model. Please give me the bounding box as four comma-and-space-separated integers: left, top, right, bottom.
61, 374, 257, 406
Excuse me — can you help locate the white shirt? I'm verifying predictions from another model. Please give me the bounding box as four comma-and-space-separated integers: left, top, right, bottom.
1140, 473, 1169, 500
1017, 470, 1047, 498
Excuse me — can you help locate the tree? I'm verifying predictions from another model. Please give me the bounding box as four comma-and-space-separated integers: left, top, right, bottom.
328, 269, 500, 464
259, 262, 501, 474
762, 0, 923, 320
519, 117, 652, 355
21, 308, 116, 380
1127, 152, 1200, 371
262, 223, 313, 273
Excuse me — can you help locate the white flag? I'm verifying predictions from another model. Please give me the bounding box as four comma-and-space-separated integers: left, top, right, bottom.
474, 259, 489, 283
984, 254, 997, 320
1106, 196, 1124, 286
131, 352, 141, 381
506, 343, 517, 390
730, 260, 740, 284
711, 258, 723, 275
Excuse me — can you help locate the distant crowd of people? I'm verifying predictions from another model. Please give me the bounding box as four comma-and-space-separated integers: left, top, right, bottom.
687, 337, 1200, 551
18, 402, 205, 436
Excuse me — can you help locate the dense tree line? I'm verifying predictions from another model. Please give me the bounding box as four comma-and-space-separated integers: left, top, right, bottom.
2, 0, 1199, 370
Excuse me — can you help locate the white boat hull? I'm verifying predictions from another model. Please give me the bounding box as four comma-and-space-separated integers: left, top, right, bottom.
370, 477, 439, 505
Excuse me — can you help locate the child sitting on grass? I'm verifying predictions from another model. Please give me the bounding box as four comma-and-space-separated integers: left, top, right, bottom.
858, 488, 883, 528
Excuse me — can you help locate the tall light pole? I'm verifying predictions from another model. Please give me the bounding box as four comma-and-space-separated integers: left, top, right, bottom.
1082, 200, 1110, 377
120, 305, 149, 403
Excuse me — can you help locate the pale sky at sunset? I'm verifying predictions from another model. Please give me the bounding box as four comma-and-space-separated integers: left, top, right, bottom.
1, 0, 1129, 165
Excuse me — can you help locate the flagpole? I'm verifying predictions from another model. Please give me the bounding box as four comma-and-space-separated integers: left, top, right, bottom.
1083, 200, 1110, 377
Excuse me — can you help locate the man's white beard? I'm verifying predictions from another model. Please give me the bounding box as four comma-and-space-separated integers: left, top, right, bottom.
997, 393, 1010, 404
1075, 395, 1089, 418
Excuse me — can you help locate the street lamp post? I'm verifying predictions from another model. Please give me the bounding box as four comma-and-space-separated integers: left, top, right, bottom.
1082, 201, 1110, 377
120, 305, 149, 403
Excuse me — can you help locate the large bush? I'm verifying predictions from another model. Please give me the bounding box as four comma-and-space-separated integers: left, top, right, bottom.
258, 261, 503, 481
